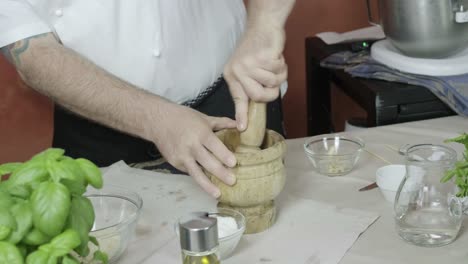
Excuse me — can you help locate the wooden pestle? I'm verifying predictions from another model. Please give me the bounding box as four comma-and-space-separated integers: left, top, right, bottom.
235, 101, 266, 153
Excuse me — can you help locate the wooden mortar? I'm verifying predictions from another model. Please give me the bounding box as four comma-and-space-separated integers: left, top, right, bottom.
208, 101, 286, 234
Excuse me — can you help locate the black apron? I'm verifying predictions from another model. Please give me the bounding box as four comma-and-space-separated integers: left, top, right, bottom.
53, 76, 284, 173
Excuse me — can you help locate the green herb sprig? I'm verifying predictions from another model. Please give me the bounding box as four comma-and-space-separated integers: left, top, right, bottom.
0, 148, 108, 264
440, 133, 468, 197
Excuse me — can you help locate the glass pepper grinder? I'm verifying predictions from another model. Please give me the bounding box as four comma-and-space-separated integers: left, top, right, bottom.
178, 212, 220, 264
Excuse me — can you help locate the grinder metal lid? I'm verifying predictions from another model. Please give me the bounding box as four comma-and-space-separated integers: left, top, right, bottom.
179, 212, 219, 252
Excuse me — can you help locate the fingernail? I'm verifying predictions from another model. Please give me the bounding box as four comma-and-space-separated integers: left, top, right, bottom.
228, 156, 237, 167
212, 189, 221, 198
228, 174, 237, 185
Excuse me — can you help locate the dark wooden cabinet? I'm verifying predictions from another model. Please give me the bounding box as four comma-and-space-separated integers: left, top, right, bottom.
305, 37, 455, 136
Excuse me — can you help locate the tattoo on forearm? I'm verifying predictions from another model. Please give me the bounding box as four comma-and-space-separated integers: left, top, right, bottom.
0, 45, 15, 64
0, 33, 49, 67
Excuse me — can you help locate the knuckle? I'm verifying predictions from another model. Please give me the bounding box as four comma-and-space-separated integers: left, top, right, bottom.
232, 94, 247, 104
224, 70, 233, 80
273, 87, 280, 98
186, 164, 199, 178
266, 88, 280, 101
178, 155, 192, 167
211, 163, 226, 175
232, 64, 243, 75
249, 90, 264, 101
168, 155, 184, 169
224, 66, 235, 79
202, 133, 217, 146
269, 76, 280, 87
242, 56, 253, 65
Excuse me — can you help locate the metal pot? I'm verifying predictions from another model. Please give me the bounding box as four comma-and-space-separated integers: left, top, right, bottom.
368, 0, 468, 58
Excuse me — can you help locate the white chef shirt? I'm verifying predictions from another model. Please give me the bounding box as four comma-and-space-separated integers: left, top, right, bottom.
0, 0, 247, 104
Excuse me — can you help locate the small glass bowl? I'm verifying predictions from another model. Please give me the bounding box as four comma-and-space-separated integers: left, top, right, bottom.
304, 135, 364, 176
85, 185, 143, 263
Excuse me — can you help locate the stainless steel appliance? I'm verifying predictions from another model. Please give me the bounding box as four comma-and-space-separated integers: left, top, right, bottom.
368, 0, 468, 58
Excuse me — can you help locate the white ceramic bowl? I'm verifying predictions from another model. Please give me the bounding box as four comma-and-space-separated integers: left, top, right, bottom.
210, 208, 245, 260
85, 185, 143, 263
304, 135, 364, 176
376, 165, 406, 203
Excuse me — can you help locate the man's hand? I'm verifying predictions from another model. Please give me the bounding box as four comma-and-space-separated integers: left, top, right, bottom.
151, 103, 238, 198
223, 25, 287, 131
224, 0, 295, 131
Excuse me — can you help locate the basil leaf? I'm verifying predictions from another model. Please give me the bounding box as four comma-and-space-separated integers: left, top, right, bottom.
59, 157, 85, 180
440, 170, 455, 183
0, 226, 11, 241
0, 189, 13, 209
61, 179, 87, 197
22, 229, 50, 246
45, 160, 69, 183
7, 201, 33, 244
25, 250, 49, 264
76, 158, 103, 188
0, 162, 22, 177
73, 196, 94, 229
0, 241, 24, 264
58, 158, 86, 196
75, 242, 90, 258
31, 148, 65, 162
66, 196, 94, 256
17, 243, 27, 258
39, 229, 80, 257
0, 210, 16, 240
7, 185, 31, 200
443, 133, 468, 197
6, 161, 48, 190
89, 236, 99, 246
62, 255, 79, 264
31, 182, 71, 237
93, 250, 109, 264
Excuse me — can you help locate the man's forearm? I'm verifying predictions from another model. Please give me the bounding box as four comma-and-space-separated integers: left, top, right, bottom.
1, 33, 169, 142
246, 0, 296, 28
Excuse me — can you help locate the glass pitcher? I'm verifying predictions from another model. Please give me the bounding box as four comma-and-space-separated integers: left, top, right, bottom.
394, 144, 462, 247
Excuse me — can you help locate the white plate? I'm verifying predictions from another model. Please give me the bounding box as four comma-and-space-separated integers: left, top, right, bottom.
371, 39, 468, 76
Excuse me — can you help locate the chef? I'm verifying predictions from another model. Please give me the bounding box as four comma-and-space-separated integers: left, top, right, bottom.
0, 0, 295, 197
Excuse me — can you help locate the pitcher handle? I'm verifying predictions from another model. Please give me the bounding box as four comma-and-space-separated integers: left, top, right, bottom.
448, 195, 464, 217
460, 196, 468, 215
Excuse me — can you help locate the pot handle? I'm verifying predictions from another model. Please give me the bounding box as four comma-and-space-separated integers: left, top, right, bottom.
366, 0, 380, 26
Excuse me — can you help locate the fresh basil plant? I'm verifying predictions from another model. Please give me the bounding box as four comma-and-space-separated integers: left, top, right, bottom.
441, 133, 468, 197
0, 148, 108, 264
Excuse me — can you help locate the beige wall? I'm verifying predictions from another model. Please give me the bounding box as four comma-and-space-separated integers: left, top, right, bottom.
283, 0, 370, 138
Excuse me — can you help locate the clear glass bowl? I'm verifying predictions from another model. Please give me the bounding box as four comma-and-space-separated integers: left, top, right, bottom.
85, 185, 143, 263
304, 135, 364, 176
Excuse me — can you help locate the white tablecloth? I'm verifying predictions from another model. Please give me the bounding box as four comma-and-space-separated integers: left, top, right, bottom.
106, 115, 468, 263
103, 162, 379, 264
285, 116, 468, 264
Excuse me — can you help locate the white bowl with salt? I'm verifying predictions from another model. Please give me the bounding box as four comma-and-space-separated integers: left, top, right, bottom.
209, 208, 246, 260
